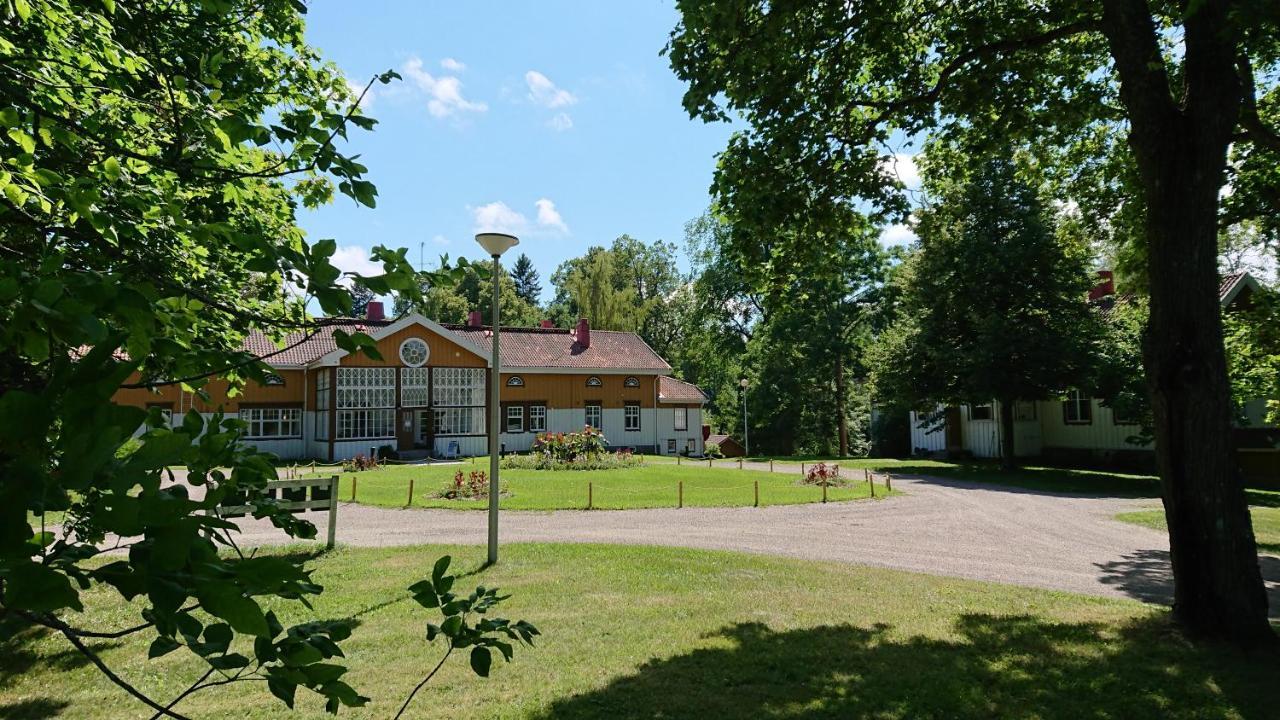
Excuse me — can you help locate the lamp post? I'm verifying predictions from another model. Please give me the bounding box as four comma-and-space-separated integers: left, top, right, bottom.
739, 377, 749, 458
475, 232, 519, 565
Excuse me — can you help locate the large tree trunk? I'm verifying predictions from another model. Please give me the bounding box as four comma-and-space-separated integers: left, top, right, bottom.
1102, 0, 1273, 646
998, 399, 1017, 471
835, 354, 849, 457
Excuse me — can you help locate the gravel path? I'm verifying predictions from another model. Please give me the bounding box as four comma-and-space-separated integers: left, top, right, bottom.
223, 472, 1280, 612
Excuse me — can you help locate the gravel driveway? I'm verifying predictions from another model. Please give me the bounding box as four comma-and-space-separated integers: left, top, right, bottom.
224, 472, 1280, 613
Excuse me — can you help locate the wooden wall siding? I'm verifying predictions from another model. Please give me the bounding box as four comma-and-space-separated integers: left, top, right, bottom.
500, 373, 655, 409
188, 370, 306, 412
352, 326, 487, 368
1038, 398, 1143, 451
908, 410, 947, 453
113, 376, 183, 409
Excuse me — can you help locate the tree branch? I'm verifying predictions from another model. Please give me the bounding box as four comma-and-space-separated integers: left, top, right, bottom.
394, 644, 454, 720
53, 623, 196, 720
1236, 54, 1280, 151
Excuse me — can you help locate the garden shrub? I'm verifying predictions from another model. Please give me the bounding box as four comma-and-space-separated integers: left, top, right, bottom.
501, 428, 645, 470
437, 470, 507, 500
705, 441, 722, 458
343, 453, 380, 472
800, 462, 847, 487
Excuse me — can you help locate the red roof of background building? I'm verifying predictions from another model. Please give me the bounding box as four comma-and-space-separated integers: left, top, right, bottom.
658, 376, 707, 403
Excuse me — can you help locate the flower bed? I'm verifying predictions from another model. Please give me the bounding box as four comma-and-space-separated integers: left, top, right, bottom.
436, 470, 507, 500
501, 428, 645, 471
797, 462, 848, 487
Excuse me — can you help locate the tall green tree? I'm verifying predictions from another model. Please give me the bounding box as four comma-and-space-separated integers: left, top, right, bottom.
563, 250, 641, 331
509, 252, 543, 306
870, 153, 1098, 468
0, 1, 529, 715
668, 0, 1280, 646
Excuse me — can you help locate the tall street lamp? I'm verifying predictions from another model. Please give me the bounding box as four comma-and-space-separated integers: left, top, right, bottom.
739, 377, 750, 458
475, 232, 519, 565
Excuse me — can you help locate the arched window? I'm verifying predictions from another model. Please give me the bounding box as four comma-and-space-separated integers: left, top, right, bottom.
263, 373, 285, 386
506, 376, 524, 387
624, 376, 640, 388
399, 337, 430, 367
586, 376, 603, 387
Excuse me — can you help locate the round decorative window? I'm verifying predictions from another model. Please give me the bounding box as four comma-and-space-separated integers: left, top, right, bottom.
399, 337, 430, 367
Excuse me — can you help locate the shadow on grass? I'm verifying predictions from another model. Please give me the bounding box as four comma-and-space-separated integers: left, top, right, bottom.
886, 463, 1162, 498
537, 615, 1279, 719
0, 618, 102, 718
1096, 549, 1280, 618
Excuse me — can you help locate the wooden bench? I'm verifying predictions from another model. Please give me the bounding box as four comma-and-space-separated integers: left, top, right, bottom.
214, 475, 340, 549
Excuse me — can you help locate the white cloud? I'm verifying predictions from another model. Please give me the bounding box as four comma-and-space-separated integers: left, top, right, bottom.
472, 201, 529, 235
347, 80, 374, 110
432, 234, 450, 246
881, 153, 920, 188
547, 112, 573, 132
402, 56, 487, 118
470, 199, 569, 236
525, 70, 577, 108
535, 198, 569, 233
440, 57, 466, 72
331, 244, 384, 281
880, 223, 917, 248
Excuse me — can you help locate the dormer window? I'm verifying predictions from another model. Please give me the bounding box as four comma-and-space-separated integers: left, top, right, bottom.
263, 373, 285, 386
506, 376, 524, 387
586, 376, 603, 387
624, 376, 640, 388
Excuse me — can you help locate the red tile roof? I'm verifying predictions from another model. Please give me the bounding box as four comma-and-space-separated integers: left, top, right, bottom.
445, 325, 671, 371
658, 376, 707, 404
1220, 272, 1246, 302
241, 319, 673, 372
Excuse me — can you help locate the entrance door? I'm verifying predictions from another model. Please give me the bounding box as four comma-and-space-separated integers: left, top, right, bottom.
397, 409, 415, 453
944, 406, 963, 451
415, 409, 433, 450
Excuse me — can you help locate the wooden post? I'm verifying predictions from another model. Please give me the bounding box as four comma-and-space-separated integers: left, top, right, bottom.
678, 481, 683, 509
326, 476, 338, 549
769, 459, 773, 473
869, 471, 875, 498
351, 475, 357, 502
407, 476, 415, 507
678, 454, 681, 465
588, 482, 593, 510
886, 473, 892, 492
738, 457, 743, 470
822, 481, 828, 504
753, 480, 759, 507
708, 458, 712, 468
801, 462, 806, 476
310, 460, 316, 474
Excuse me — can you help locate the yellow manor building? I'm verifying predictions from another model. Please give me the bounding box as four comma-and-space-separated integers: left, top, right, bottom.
114, 305, 708, 462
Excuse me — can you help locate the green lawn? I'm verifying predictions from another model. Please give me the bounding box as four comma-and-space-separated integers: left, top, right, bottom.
3, 543, 1276, 719
1117, 503, 1280, 556
328, 461, 896, 510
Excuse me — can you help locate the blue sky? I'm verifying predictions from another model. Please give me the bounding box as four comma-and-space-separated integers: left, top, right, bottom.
297, 1, 750, 303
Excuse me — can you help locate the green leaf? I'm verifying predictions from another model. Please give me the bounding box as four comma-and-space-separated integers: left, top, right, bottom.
197, 584, 269, 637
102, 157, 121, 182
469, 646, 492, 677
2, 561, 82, 613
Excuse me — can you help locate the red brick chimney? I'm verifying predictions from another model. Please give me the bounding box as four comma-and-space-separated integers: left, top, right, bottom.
1088, 270, 1116, 301
702, 424, 711, 442
467, 310, 483, 328
574, 317, 591, 349
540, 319, 555, 329
365, 301, 385, 321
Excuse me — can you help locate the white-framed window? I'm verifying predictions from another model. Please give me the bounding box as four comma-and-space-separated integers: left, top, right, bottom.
434, 407, 484, 436
586, 376, 602, 387
506, 376, 524, 387
686, 438, 695, 454
624, 402, 641, 431
147, 404, 173, 427
401, 367, 429, 407
673, 407, 688, 431
585, 402, 602, 430
433, 367, 485, 406
506, 405, 525, 433
336, 367, 395, 409
1063, 390, 1092, 425
240, 407, 302, 439
315, 369, 330, 412
624, 376, 640, 388
264, 373, 285, 386
399, 337, 430, 367
529, 404, 547, 432
970, 403, 993, 421
336, 408, 395, 439
667, 438, 676, 454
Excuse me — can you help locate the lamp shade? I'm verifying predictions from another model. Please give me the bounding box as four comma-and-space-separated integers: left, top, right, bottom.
475, 232, 519, 257
739, 378, 749, 388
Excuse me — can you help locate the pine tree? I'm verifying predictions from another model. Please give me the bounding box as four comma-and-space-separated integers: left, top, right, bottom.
510, 253, 543, 306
